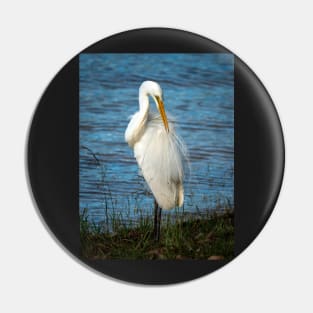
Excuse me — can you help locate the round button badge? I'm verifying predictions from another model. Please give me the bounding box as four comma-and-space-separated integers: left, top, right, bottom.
27, 28, 284, 284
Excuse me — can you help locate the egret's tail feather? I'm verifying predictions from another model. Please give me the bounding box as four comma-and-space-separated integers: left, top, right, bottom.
177, 183, 184, 207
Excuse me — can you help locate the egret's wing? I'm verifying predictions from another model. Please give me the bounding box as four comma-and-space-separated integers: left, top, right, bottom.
134, 117, 186, 210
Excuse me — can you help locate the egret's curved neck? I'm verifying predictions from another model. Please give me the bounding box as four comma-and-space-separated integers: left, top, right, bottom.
139, 90, 150, 114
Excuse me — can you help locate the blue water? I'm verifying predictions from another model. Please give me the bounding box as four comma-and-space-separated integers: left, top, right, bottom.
79, 53, 234, 224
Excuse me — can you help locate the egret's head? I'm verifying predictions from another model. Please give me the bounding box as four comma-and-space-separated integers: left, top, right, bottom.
140, 81, 169, 132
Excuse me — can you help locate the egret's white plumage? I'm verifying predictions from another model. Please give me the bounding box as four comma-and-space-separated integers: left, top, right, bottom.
125, 81, 187, 210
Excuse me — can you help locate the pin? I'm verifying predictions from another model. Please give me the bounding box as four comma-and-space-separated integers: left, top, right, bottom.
27, 28, 284, 284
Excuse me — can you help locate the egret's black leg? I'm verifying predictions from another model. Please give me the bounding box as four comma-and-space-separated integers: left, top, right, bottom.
153, 199, 158, 240
156, 206, 162, 242
153, 199, 162, 242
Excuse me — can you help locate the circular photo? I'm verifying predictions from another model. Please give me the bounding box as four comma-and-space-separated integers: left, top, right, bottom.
28, 28, 284, 283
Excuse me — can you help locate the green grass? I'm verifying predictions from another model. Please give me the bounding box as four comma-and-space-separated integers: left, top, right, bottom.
80, 208, 234, 260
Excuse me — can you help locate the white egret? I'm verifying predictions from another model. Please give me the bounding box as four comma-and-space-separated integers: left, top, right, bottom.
125, 81, 187, 241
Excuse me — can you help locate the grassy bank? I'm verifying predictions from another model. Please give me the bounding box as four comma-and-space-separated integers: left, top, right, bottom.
80, 209, 234, 260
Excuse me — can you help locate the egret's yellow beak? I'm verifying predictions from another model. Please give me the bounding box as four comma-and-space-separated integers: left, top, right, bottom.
155, 96, 169, 132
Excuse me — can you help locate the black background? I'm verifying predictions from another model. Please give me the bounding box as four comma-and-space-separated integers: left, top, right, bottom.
27, 28, 284, 284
